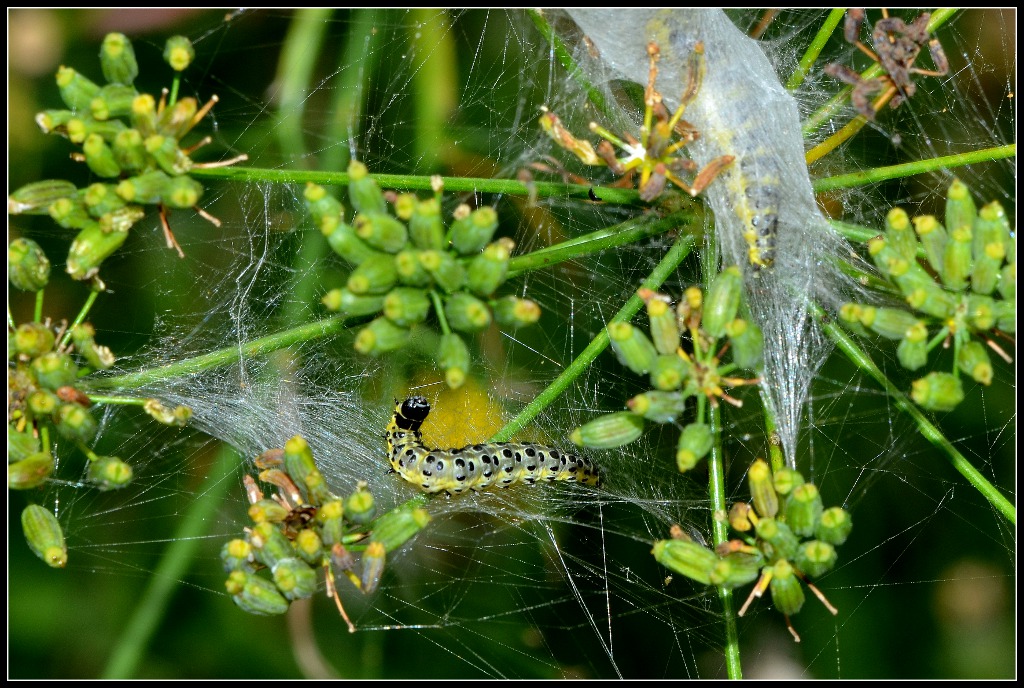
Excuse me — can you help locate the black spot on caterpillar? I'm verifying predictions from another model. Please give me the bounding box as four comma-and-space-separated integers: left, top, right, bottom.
386, 397, 602, 495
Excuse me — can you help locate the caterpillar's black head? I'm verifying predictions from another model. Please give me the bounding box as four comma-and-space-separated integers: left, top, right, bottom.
396, 396, 431, 431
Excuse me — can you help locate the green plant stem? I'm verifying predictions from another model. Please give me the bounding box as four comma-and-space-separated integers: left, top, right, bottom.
192, 165, 645, 206
787, 8, 845, 91
817, 304, 1016, 525
277, 8, 332, 166
813, 144, 1016, 192
86, 394, 148, 406
490, 232, 695, 443
33, 290, 45, 323
707, 404, 743, 678
506, 210, 691, 278
429, 290, 451, 336
58, 289, 100, 349
409, 9, 457, 172
102, 442, 241, 678
88, 316, 352, 390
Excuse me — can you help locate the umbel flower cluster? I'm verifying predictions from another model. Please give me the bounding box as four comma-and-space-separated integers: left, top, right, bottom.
306, 162, 541, 389
653, 459, 853, 642
571, 269, 763, 473
840, 179, 1015, 411
222, 436, 430, 629
7, 32, 242, 279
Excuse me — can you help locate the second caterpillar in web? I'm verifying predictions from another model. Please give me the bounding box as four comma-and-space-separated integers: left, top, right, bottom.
386, 397, 601, 495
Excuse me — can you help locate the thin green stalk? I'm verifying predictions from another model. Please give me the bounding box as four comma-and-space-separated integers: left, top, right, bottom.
102, 442, 241, 678
192, 165, 645, 206
527, 9, 612, 121
58, 289, 100, 349
786, 8, 845, 91
491, 232, 695, 442
707, 404, 742, 679
429, 290, 451, 336
33, 290, 45, 323
88, 315, 352, 390
506, 210, 692, 278
276, 8, 332, 166
85, 394, 148, 406
322, 8, 384, 173
817, 304, 1016, 525
813, 144, 1016, 192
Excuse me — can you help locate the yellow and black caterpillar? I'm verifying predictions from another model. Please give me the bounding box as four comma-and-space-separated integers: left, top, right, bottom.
386, 397, 601, 494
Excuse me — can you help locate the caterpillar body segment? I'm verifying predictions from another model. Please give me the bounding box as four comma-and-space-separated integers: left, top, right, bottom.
386, 397, 601, 495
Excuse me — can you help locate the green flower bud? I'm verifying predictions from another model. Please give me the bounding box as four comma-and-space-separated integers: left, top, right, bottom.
896, 335, 929, 371
249, 521, 295, 569
676, 422, 712, 472
974, 201, 1011, 263
81, 134, 121, 177
100, 33, 138, 85
911, 372, 965, 411
795, 540, 838, 579
32, 352, 78, 390
35, 109, 74, 135
993, 298, 1015, 334
466, 238, 513, 296
626, 390, 685, 423
322, 288, 384, 316
227, 571, 290, 615
48, 197, 93, 230
141, 398, 191, 427
756, 517, 800, 563
56, 65, 101, 111
419, 249, 465, 293
966, 293, 997, 331
772, 467, 805, 496
370, 505, 431, 552
884, 207, 918, 261
21, 504, 67, 568
164, 35, 195, 72
709, 552, 763, 589
99, 205, 144, 234
347, 254, 398, 295
283, 435, 332, 505
652, 538, 717, 586
941, 224, 973, 292
971, 241, 1004, 296
361, 541, 387, 594
816, 507, 853, 546
728, 502, 754, 532
9, 451, 55, 490
8, 238, 51, 292
317, 500, 346, 546
71, 323, 116, 370
651, 353, 690, 391
15, 322, 56, 358
145, 134, 192, 176
112, 128, 147, 173
748, 459, 778, 519
326, 222, 378, 266
221, 538, 255, 572
394, 249, 432, 287
82, 183, 126, 217
347, 160, 387, 215
354, 212, 408, 253
864, 307, 922, 340
162, 175, 203, 209
304, 182, 342, 217
354, 317, 410, 355
8, 425, 41, 462
294, 529, 323, 566
492, 296, 541, 328
725, 318, 763, 370
945, 179, 977, 238
450, 205, 499, 255
344, 487, 376, 525
392, 193, 416, 220
130, 93, 158, 137
957, 340, 993, 385
570, 411, 644, 449
444, 292, 492, 332
87, 455, 133, 490
248, 499, 290, 524
65, 115, 126, 144
997, 263, 1015, 301
608, 322, 658, 375
408, 198, 445, 250
116, 170, 172, 204
437, 332, 471, 389
912, 215, 948, 275
784, 483, 824, 538
645, 294, 681, 355
272, 557, 318, 600
383, 287, 431, 327
90, 83, 137, 121
902, 280, 958, 320
66, 223, 129, 281
768, 559, 805, 616
9, 179, 78, 215
28, 390, 60, 417
704, 266, 743, 338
